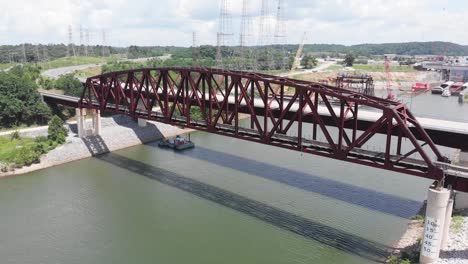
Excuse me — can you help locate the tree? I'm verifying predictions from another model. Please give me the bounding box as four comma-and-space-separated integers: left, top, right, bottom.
48, 115, 68, 144
54, 74, 83, 97
301, 54, 318, 69
0, 70, 51, 128
344, 53, 355, 66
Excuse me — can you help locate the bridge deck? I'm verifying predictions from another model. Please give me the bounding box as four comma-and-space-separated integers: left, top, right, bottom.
42, 91, 468, 149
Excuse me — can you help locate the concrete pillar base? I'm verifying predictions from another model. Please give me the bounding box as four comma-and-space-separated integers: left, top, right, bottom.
92, 109, 101, 135
76, 108, 101, 138
420, 188, 451, 264
76, 108, 86, 138
441, 199, 454, 249
138, 118, 147, 127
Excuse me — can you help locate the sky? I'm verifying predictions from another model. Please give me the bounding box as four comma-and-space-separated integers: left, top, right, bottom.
0, 0, 467, 47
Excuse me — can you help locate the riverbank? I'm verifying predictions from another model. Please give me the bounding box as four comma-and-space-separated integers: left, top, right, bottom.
390, 209, 468, 264
0, 115, 190, 178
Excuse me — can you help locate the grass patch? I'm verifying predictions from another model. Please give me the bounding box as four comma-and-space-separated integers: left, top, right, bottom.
451, 215, 465, 233
73, 66, 102, 78
326, 64, 344, 71
352, 64, 415, 72
0, 136, 36, 162
260, 69, 285, 75
39, 56, 118, 70
0, 116, 67, 171
410, 214, 424, 221
0, 63, 15, 70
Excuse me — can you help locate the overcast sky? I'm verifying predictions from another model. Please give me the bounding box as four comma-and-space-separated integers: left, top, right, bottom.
0, 0, 467, 47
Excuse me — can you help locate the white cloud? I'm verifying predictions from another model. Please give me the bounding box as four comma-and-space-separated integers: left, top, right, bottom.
0, 0, 467, 46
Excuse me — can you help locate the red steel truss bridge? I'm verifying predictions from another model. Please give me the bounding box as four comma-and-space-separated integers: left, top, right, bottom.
44, 67, 468, 192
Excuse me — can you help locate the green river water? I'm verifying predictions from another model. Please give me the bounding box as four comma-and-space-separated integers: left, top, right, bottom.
0, 129, 433, 264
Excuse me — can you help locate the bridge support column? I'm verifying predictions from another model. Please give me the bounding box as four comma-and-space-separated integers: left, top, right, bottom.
441, 198, 454, 249
138, 118, 147, 128
92, 109, 101, 135
76, 108, 101, 138
420, 187, 451, 264
76, 108, 86, 138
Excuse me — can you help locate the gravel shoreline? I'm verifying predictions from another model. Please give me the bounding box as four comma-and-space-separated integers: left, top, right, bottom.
392, 209, 468, 264
436, 210, 468, 264
0, 115, 190, 178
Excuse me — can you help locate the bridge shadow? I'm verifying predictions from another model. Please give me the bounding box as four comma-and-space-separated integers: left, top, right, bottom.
110, 115, 163, 144
148, 144, 423, 219
70, 115, 163, 156
82, 135, 110, 156
95, 152, 390, 262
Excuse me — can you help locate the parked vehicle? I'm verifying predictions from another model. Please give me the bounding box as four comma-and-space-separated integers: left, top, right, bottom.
442, 88, 451, 97
462, 82, 468, 91
412, 82, 431, 91
432, 81, 454, 94
449, 82, 465, 95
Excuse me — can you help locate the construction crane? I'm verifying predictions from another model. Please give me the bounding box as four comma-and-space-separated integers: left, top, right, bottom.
384, 55, 395, 100
269, 32, 307, 105
290, 32, 307, 73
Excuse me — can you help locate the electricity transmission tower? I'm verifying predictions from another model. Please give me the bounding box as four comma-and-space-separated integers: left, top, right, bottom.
67, 25, 76, 57
85, 29, 90, 56
79, 25, 84, 56
101, 30, 109, 57
216, 0, 233, 69
274, 0, 287, 71
22, 43, 27, 63
192, 31, 200, 66
258, 0, 273, 71
239, 0, 254, 71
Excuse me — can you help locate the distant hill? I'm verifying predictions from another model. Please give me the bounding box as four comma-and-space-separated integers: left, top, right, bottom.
302, 42, 468, 56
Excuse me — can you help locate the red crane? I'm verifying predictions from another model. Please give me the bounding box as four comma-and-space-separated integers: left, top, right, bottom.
384, 55, 395, 100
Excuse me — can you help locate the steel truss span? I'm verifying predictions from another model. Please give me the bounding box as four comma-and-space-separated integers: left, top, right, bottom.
79, 67, 467, 192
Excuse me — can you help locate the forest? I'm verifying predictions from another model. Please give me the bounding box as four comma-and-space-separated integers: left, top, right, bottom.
1, 41, 467, 64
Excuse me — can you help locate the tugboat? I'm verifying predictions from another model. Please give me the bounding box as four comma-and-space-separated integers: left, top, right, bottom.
158, 135, 195, 150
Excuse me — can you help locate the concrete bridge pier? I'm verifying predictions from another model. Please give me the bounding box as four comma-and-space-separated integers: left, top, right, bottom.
137, 118, 147, 127
420, 187, 452, 264
76, 108, 101, 138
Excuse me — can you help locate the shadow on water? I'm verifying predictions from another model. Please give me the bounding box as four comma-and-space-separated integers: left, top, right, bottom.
82, 135, 110, 155
96, 152, 390, 262
148, 144, 423, 219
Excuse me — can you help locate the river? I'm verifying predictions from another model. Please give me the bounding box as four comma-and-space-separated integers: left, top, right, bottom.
0, 92, 466, 263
